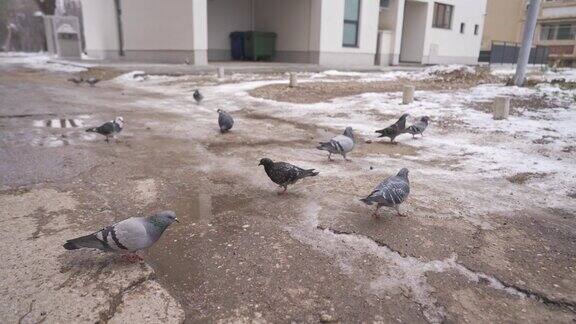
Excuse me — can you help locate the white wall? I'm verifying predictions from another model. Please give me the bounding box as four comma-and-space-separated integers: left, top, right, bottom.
207, 0, 252, 52
120, 0, 194, 50
421, 0, 486, 64
80, 0, 119, 58
317, 0, 380, 65
400, 1, 427, 62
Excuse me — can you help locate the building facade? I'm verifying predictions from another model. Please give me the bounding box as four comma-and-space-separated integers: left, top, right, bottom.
80, 0, 486, 66
535, 0, 576, 66
481, 0, 526, 51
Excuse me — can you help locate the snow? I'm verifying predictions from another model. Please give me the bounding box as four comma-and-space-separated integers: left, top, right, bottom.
0, 52, 93, 73
113, 65, 576, 203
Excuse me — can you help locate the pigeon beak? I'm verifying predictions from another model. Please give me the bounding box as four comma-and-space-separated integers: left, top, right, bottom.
258, 162, 262, 166
174, 218, 179, 223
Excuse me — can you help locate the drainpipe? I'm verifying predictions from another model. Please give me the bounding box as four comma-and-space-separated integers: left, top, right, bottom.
114, 0, 124, 56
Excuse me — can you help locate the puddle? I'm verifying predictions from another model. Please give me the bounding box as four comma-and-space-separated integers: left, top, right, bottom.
33, 118, 84, 128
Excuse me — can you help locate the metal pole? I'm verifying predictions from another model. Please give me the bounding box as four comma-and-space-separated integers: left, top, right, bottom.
514, 0, 541, 86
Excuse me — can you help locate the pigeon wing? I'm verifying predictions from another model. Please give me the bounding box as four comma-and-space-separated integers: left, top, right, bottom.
110, 217, 155, 251
95, 121, 116, 135
331, 135, 354, 153
218, 112, 234, 131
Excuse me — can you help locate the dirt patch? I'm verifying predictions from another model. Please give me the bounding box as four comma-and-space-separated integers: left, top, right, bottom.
76, 67, 124, 81
471, 95, 562, 117
506, 172, 549, 184
250, 70, 503, 104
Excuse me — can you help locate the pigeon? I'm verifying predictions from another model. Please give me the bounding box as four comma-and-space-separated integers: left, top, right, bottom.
193, 89, 203, 104
258, 158, 319, 194
68, 76, 83, 85
85, 77, 101, 87
63, 211, 178, 261
85, 116, 124, 142
405, 116, 430, 138
360, 168, 410, 217
217, 108, 234, 133
375, 113, 409, 143
317, 127, 355, 161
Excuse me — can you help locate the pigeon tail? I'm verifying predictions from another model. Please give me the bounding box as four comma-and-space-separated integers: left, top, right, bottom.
405, 125, 417, 134
316, 142, 332, 151
63, 233, 103, 251
63, 241, 79, 250
360, 197, 374, 205
85, 127, 98, 133
375, 128, 393, 138
303, 169, 319, 178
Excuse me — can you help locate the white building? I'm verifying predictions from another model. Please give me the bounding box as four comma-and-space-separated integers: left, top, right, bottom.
80, 0, 486, 66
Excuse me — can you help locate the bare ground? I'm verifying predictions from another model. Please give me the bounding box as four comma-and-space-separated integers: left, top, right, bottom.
0, 66, 575, 323
249, 69, 502, 104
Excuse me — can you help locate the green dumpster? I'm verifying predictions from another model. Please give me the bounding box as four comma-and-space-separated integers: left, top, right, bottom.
244, 31, 277, 61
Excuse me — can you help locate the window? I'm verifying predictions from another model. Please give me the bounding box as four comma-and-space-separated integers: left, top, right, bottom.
433, 3, 453, 29
540, 23, 576, 40
380, 0, 390, 9
474, 24, 479, 35
460, 23, 465, 34
343, 0, 361, 47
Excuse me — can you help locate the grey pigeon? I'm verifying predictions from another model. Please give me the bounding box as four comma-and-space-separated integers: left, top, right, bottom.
317, 127, 355, 161
360, 168, 410, 217
86, 116, 124, 142
68, 76, 83, 85
258, 158, 319, 194
375, 113, 409, 143
85, 77, 101, 87
193, 89, 203, 104
63, 211, 178, 261
217, 108, 234, 133
405, 116, 430, 138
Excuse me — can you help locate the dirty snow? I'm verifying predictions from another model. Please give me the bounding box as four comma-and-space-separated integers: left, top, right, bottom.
114, 65, 576, 211
0, 52, 92, 73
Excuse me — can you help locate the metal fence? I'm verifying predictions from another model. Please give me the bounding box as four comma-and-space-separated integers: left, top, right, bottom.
479, 41, 549, 65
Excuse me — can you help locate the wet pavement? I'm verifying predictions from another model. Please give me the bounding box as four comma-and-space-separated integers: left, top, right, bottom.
0, 65, 575, 323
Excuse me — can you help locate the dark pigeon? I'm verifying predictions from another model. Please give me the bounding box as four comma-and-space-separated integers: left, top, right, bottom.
375, 113, 409, 143
193, 89, 203, 104
360, 168, 410, 217
405, 116, 430, 138
85, 116, 124, 142
64, 211, 178, 262
68, 76, 83, 85
85, 77, 101, 87
258, 158, 319, 194
317, 127, 355, 161
217, 108, 234, 133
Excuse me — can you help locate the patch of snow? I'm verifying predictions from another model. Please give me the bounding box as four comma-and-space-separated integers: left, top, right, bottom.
0, 52, 91, 73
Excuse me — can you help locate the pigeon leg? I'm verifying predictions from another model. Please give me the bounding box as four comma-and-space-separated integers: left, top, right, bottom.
328, 153, 332, 161
122, 253, 143, 263
278, 185, 288, 195
105, 135, 110, 143
343, 153, 352, 162
372, 204, 382, 218
395, 205, 406, 217
412, 134, 415, 139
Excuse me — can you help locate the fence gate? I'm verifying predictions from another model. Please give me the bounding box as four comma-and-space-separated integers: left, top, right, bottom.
479, 41, 549, 65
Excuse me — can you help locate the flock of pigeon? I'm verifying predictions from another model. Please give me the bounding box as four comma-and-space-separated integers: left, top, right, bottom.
64, 84, 430, 261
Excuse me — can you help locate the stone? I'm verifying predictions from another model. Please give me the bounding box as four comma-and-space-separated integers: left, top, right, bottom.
493, 97, 510, 120
289, 73, 297, 88
402, 85, 415, 104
